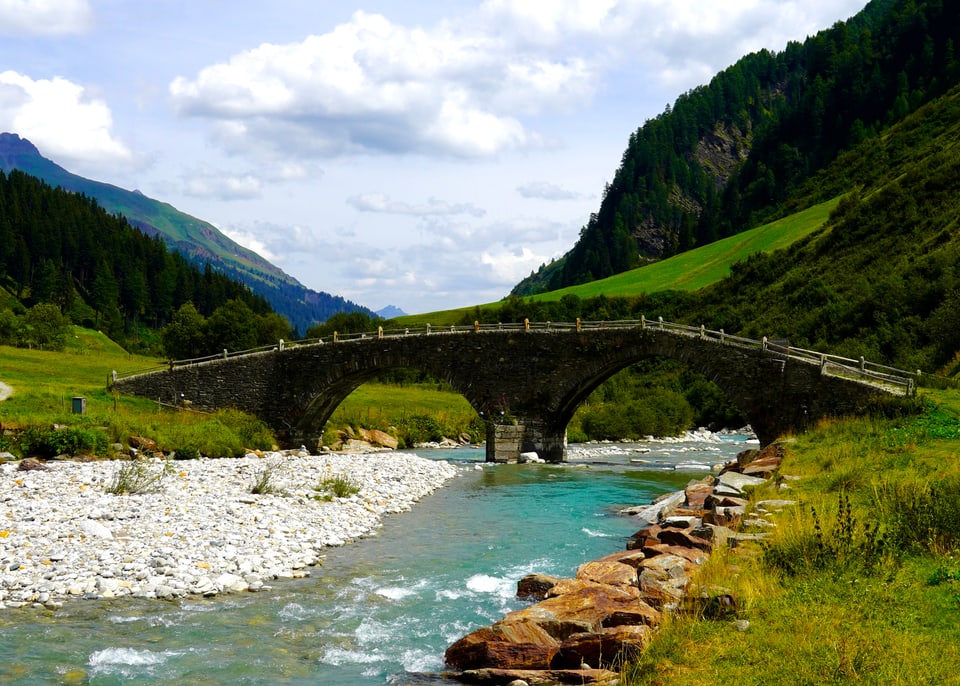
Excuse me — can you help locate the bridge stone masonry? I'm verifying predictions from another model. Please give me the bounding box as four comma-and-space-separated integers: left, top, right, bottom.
109, 319, 916, 463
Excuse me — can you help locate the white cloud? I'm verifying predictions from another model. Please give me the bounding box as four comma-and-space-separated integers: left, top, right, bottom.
183, 170, 262, 200
169, 10, 596, 160
481, 246, 542, 284
516, 181, 584, 201
347, 192, 485, 217
0, 0, 92, 36
0, 70, 133, 169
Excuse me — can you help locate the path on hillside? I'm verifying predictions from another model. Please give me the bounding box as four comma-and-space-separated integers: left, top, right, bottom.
0, 381, 12, 401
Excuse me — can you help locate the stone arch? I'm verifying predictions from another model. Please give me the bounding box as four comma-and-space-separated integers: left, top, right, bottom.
283, 356, 488, 449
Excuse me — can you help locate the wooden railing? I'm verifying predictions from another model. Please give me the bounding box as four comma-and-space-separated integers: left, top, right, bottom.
110, 317, 920, 395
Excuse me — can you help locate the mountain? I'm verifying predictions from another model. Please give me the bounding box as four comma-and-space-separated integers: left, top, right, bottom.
513, 0, 960, 296
0, 133, 372, 333
376, 305, 407, 319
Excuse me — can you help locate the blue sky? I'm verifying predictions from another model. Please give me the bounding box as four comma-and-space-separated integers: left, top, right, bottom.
0, 0, 867, 315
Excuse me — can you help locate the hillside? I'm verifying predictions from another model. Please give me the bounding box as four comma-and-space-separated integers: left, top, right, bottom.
514, 0, 960, 295
0, 133, 371, 332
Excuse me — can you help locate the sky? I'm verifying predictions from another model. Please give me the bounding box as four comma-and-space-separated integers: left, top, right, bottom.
0, 0, 868, 316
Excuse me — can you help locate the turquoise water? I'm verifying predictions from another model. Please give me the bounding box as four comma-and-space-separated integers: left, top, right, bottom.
0, 436, 750, 685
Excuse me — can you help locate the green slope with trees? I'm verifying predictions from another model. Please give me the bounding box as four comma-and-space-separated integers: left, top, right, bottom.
454, 83, 960, 379
514, 0, 960, 295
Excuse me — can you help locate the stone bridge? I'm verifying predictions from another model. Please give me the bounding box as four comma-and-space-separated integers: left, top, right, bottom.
109, 319, 914, 462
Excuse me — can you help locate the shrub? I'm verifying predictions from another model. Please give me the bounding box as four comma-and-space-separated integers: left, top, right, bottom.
19, 425, 108, 458
172, 445, 200, 460
106, 459, 172, 495
874, 476, 960, 554
762, 493, 888, 577
315, 474, 361, 500
249, 463, 285, 495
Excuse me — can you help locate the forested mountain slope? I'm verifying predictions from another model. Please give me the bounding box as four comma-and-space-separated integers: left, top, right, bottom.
0, 133, 371, 332
514, 0, 960, 295
0, 168, 284, 345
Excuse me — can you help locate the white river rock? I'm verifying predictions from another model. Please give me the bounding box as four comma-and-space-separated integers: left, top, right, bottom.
0, 451, 458, 609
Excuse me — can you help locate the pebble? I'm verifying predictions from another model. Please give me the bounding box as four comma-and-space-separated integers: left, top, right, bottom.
0, 451, 458, 609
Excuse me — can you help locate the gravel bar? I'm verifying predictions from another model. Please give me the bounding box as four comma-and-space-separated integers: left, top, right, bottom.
0, 450, 459, 609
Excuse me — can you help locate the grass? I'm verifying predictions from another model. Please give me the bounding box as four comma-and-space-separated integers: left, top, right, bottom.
314, 474, 361, 500
621, 388, 960, 684
322, 382, 482, 448
249, 462, 286, 496
0, 328, 276, 458
105, 458, 173, 495
393, 198, 839, 326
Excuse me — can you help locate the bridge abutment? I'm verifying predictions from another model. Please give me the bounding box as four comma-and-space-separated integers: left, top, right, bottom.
485, 422, 566, 463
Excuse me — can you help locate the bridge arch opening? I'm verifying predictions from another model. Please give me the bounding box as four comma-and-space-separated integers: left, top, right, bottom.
294, 368, 485, 452
561, 359, 746, 444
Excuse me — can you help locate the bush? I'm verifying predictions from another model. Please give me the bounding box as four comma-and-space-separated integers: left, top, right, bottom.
397, 414, 444, 445
172, 445, 200, 460
874, 476, 960, 554
19, 425, 108, 458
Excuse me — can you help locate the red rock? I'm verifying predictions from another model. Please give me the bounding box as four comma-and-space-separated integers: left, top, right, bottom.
447, 667, 620, 685
128, 435, 158, 451
592, 549, 646, 569
657, 528, 713, 552
576, 559, 638, 589
366, 429, 399, 449
505, 580, 648, 640
684, 476, 715, 509
554, 624, 653, 669
627, 524, 662, 550
444, 620, 559, 670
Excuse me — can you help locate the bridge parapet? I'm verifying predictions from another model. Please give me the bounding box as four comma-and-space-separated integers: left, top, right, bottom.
112, 318, 918, 395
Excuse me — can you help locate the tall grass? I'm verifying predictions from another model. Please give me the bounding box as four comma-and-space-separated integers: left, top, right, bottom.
622, 388, 960, 684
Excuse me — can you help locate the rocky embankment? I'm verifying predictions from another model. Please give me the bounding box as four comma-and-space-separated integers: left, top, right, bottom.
0, 450, 458, 610
440, 443, 790, 686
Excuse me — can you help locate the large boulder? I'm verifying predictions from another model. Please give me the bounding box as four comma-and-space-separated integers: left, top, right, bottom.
506, 580, 660, 640
445, 620, 560, 670
554, 624, 652, 669
517, 573, 560, 600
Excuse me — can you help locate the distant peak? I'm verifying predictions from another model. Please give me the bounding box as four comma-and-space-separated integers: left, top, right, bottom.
0, 132, 40, 155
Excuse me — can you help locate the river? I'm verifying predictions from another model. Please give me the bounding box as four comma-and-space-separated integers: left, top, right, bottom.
0, 433, 753, 685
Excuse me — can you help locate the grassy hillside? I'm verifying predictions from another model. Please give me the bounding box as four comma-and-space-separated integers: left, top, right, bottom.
528, 198, 840, 302
518, 0, 960, 294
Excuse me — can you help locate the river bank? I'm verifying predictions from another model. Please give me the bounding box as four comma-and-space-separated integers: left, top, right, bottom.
439, 443, 786, 685
0, 450, 458, 610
